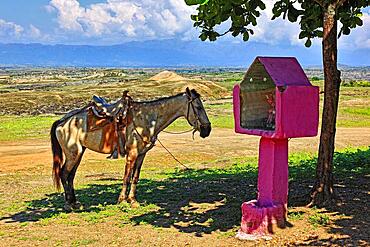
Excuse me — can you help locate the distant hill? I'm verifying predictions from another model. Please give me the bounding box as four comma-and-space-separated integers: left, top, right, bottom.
149, 71, 186, 81
147, 70, 228, 98
0, 39, 368, 67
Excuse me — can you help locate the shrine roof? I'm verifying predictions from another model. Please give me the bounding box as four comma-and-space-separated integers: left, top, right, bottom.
251, 56, 311, 87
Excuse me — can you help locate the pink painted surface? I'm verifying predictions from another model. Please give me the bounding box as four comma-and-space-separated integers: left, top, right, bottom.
237, 137, 289, 236
234, 56, 319, 239
258, 137, 288, 206
239, 200, 286, 235
257, 57, 310, 86
278, 86, 319, 138
233, 84, 319, 138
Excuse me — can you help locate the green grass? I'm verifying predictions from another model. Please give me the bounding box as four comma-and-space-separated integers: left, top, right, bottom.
165, 114, 234, 131
71, 239, 98, 247
338, 106, 370, 127
308, 212, 330, 226
342, 107, 370, 116
0, 115, 58, 141
288, 211, 305, 221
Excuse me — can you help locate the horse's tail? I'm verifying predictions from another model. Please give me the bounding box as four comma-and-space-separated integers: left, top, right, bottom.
51, 119, 63, 191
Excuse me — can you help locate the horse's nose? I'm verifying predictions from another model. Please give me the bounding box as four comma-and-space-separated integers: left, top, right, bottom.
200, 124, 211, 138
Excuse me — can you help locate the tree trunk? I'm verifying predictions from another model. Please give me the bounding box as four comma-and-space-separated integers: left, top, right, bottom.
309, 3, 341, 207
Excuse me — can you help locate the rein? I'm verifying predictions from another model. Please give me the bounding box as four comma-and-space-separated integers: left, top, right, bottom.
157, 138, 190, 170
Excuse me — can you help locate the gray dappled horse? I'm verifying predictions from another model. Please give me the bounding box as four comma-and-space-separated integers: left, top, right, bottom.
51, 88, 211, 210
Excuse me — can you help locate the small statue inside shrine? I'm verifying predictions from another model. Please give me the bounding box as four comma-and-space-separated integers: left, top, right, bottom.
265, 92, 275, 130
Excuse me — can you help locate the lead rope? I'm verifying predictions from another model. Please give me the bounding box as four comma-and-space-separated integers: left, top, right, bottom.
132, 119, 191, 170
162, 128, 194, 134
157, 137, 190, 170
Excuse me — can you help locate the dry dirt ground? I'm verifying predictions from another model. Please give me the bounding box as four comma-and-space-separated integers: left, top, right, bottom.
0, 127, 369, 173
0, 127, 369, 246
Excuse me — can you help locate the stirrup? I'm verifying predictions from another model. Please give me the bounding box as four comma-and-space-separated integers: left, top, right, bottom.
106, 149, 119, 159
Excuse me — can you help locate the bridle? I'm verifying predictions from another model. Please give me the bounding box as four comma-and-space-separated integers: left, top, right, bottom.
133, 93, 210, 145
186, 94, 210, 130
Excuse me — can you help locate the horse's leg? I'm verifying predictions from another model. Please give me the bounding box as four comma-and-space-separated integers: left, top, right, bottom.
118, 149, 138, 204
67, 146, 86, 209
127, 153, 146, 206
61, 146, 85, 211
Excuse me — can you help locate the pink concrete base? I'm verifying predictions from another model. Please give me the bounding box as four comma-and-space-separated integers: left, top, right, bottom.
236, 200, 286, 239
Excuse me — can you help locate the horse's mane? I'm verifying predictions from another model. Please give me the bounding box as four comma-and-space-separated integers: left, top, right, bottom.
134, 89, 200, 105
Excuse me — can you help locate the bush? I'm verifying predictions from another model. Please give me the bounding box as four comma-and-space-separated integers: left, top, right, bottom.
342, 80, 370, 87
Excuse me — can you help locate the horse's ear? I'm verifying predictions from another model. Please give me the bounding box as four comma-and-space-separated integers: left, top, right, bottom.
190, 89, 200, 98
185, 87, 191, 96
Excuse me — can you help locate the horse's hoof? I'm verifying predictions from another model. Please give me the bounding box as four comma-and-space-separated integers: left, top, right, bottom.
72, 201, 83, 210
117, 197, 128, 204
64, 201, 82, 211
63, 203, 73, 212
128, 199, 140, 208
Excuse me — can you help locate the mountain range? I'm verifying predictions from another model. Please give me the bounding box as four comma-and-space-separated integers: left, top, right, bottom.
0, 39, 368, 67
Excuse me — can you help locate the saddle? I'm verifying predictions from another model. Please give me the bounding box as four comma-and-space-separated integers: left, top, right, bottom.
89, 91, 133, 159
91, 90, 131, 118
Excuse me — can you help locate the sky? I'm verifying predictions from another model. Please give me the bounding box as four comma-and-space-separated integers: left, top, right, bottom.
0, 0, 369, 65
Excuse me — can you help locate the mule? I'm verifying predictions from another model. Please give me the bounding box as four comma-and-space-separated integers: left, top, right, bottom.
51, 88, 211, 210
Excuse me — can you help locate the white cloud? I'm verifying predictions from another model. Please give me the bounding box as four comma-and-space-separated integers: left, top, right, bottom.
0, 19, 24, 38
48, 0, 195, 42
0, 19, 49, 43
182, 0, 306, 46
339, 10, 370, 50
29, 25, 42, 38
241, 0, 369, 50
0, 0, 368, 50
45, 0, 370, 49
248, 0, 304, 46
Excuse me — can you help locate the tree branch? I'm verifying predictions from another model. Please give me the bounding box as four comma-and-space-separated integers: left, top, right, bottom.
313, 0, 324, 7
217, 29, 231, 37
336, 0, 348, 8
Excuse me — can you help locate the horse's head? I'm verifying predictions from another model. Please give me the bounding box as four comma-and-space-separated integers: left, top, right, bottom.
185, 87, 211, 138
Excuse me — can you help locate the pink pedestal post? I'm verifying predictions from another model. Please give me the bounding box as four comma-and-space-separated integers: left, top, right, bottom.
236, 137, 288, 239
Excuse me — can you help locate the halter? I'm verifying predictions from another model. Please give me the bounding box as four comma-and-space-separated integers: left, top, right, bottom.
186, 94, 210, 129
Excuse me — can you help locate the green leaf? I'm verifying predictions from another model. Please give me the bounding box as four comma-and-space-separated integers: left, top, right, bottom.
343, 26, 351, 35
185, 0, 209, 6
190, 15, 198, 21
288, 8, 299, 22
354, 17, 363, 26
305, 38, 312, 47
299, 31, 307, 39
257, 0, 266, 10
243, 32, 249, 41
209, 32, 218, 41
199, 33, 207, 41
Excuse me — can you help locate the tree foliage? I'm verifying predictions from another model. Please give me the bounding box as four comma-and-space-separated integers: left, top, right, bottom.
187, 0, 369, 46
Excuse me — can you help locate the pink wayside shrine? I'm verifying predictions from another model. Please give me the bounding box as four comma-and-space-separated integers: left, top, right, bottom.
233, 57, 319, 240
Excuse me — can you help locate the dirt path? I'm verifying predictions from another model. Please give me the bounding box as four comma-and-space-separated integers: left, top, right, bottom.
0, 127, 369, 173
